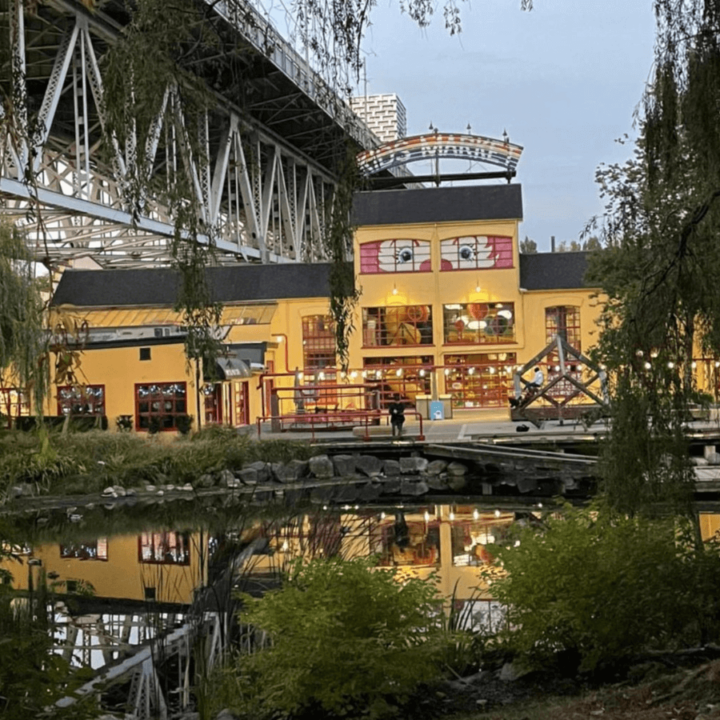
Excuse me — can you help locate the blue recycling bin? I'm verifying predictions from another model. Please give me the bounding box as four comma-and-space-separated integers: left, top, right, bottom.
430, 401, 445, 421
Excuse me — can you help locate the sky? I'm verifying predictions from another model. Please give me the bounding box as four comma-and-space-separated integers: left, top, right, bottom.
356, 0, 657, 251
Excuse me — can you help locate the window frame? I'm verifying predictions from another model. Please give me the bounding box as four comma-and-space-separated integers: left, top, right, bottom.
134, 382, 188, 431
443, 302, 516, 346
362, 306, 434, 348
56, 384, 106, 417
138, 531, 191, 565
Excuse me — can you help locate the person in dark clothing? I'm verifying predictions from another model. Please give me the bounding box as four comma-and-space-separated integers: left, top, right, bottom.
388, 393, 405, 437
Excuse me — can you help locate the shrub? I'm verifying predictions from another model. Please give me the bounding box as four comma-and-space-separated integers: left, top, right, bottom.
486, 505, 720, 673
231, 557, 447, 719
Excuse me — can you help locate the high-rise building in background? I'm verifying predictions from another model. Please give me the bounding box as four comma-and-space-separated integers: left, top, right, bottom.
350, 94, 407, 143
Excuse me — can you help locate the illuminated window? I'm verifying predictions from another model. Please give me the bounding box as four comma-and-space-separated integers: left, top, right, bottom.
450, 512, 514, 567
57, 385, 105, 417
363, 356, 433, 407
60, 538, 108, 561
302, 315, 336, 370
444, 353, 517, 408
359, 239, 432, 274
139, 532, 190, 565
135, 383, 187, 431
440, 236, 513, 271
443, 303, 515, 345
362, 306, 433, 347
0, 388, 29, 428
370, 515, 440, 567
545, 306, 581, 349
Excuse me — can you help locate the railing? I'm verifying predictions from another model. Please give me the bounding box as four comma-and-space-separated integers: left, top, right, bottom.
256, 409, 425, 442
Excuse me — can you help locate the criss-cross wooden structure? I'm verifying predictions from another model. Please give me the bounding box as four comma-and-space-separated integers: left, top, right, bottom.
510, 335, 609, 428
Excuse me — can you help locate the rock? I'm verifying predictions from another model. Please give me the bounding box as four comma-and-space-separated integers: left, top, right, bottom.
426, 459, 448, 475
144, 484, 156, 492
359, 482, 382, 501
243, 461, 270, 483
400, 456, 428, 474
499, 661, 531, 682
381, 478, 402, 495
163, 484, 176, 492
273, 459, 308, 483
223, 476, 242, 489
126, 488, 137, 496
112, 485, 126, 496
238, 468, 258, 485
383, 459, 401, 476
69, 513, 82, 523
356, 455, 383, 477
447, 474, 468, 491
401, 479, 429, 496
447, 461, 468, 476
216, 709, 238, 720
9, 485, 26, 499
426, 475, 449, 491
332, 454, 356, 476
181, 483, 194, 492
218, 469, 237, 487
101, 486, 116, 497
309, 455, 334, 479
516, 476, 538, 494
333, 484, 359, 503
310, 486, 335, 504
197, 474, 215, 488
696, 456, 712, 466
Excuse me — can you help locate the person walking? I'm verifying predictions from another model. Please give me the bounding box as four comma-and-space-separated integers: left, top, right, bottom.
388, 393, 405, 438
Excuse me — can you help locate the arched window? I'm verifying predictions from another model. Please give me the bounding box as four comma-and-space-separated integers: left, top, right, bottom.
545, 306, 581, 350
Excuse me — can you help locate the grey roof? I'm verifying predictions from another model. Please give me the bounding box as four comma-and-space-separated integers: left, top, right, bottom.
519, 252, 592, 290
353, 184, 523, 226
51, 263, 335, 308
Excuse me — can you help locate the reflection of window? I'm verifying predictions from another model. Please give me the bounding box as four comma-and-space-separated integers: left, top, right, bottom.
302, 315, 336, 370
444, 353, 516, 409
444, 303, 515, 345
363, 356, 433, 406
451, 514, 514, 567
57, 385, 105, 417
139, 532, 190, 565
60, 538, 108, 561
545, 306, 581, 349
359, 239, 432, 274
453, 600, 506, 633
135, 383, 187, 431
440, 236, 513, 271
371, 516, 440, 567
363, 306, 433, 347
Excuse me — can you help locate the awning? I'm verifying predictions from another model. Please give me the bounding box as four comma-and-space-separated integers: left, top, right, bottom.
213, 343, 267, 380
215, 355, 252, 380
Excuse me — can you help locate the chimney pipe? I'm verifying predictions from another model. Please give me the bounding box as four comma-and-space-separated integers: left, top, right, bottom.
551, 235, 556, 252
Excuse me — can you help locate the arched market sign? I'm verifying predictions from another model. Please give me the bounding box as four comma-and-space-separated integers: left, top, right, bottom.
357, 132, 523, 177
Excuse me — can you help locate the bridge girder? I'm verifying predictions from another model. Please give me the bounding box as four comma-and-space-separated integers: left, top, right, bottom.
0, 0, 376, 268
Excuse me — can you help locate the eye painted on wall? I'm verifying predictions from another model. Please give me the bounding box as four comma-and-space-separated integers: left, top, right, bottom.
359, 239, 432, 273
441, 236, 507, 270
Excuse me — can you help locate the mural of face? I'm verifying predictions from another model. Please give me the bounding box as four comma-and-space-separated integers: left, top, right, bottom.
359, 239, 432, 273
440, 236, 513, 271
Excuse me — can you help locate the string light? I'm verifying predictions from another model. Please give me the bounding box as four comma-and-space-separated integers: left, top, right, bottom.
644, 362, 651, 370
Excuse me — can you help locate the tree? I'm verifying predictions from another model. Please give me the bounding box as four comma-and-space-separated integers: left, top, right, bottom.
225, 557, 447, 719
520, 236, 537, 254
584, 1, 720, 519
0, 221, 47, 416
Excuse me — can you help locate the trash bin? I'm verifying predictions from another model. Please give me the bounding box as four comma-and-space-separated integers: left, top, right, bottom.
430, 401, 444, 421
439, 394, 453, 419
415, 394, 431, 420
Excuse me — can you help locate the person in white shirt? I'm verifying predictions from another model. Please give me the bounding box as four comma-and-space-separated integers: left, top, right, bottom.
509, 366, 544, 408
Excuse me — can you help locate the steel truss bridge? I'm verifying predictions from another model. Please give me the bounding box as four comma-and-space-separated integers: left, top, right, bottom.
0, 0, 379, 268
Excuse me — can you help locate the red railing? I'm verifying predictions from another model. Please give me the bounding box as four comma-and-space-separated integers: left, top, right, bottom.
256, 408, 425, 443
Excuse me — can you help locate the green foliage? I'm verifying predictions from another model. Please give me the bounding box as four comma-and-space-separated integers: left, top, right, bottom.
0, 583, 98, 718
486, 505, 720, 673
0, 429, 315, 497
228, 557, 446, 719
0, 220, 48, 414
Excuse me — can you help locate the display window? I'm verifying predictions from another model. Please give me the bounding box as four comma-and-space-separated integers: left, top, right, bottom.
60, 538, 108, 561
362, 356, 433, 406
371, 514, 440, 567
444, 302, 515, 345
302, 315, 336, 369
57, 385, 105, 417
444, 353, 516, 408
362, 306, 433, 347
135, 383, 187, 431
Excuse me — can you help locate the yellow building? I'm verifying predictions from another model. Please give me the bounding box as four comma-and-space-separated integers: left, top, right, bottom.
30, 182, 601, 431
